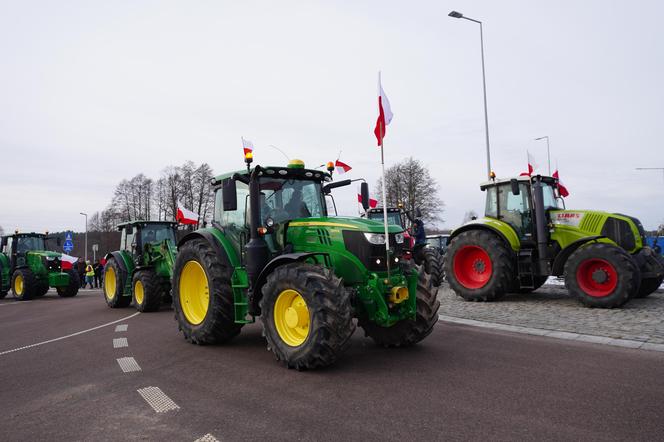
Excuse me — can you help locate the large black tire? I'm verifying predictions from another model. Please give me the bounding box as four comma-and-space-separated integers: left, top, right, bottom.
132, 270, 164, 312
564, 243, 639, 308
633, 276, 662, 299
260, 263, 355, 370
173, 239, 243, 344
422, 247, 444, 287
0, 289, 7, 299
358, 265, 440, 347
0, 261, 7, 299
515, 275, 548, 294
444, 230, 515, 302
103, 259, 130, 307
12, 268, 38, 301
57, 270, 79, 298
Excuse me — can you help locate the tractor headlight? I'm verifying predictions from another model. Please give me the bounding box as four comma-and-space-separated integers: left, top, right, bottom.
363, 233, 386, 245
395, 233, 404, 244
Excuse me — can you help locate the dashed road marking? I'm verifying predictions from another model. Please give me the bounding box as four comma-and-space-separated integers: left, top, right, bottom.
0, 312, 141, 356
117, 356, 141, 373
194, 433, 220, 442
115, 324, 128, 332
113, 337, 128, 348
137, 386, 180, 413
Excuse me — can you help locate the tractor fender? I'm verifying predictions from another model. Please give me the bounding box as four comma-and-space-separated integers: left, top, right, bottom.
450, 222, 519, 252
551, 236, 604, 276
178, 230, 235, 273
252, 252, 327, 312
106, 251, 134, 279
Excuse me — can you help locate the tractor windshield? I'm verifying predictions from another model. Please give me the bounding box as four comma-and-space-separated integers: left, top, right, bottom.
259, 178, 325, 224
542, 183, 560, 210
16, 236, 45, 252
140, 225, 176, 245
368, 211, 403, 227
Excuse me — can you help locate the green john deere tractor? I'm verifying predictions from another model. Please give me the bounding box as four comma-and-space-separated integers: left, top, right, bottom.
172, 158, 439, 370
103, 221, 177, 312
365, 207, 444, 287
444, 175, 664, 308
0, 232, 79, 300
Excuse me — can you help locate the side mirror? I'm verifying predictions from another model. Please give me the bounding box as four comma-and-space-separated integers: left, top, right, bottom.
510, 179, 520, 196
125, 226, 133, 235
222, 179, 238, 211
360, 182, 370, 211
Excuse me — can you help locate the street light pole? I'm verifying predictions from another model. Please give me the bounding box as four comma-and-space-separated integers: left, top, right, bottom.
535, 136, 551, 175
80, 212, 88, 262
449, 10, 492, 179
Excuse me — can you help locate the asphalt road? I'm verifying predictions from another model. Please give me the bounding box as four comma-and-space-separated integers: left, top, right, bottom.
1, 289, 663, 441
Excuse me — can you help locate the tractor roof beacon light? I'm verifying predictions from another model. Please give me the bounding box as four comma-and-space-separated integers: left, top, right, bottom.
326, 161, 335, 174
244, 150, 254, 171
288, 159, 305, 169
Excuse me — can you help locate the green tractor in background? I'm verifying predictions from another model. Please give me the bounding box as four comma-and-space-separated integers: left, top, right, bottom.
103, 221, 177, 312
365, 207, 444, 287
172, 158, 439, 370
444, 175, 664, 308
0, 232, 79, 300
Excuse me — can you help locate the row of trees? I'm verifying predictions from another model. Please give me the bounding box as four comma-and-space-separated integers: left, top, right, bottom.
88, 161, 215, 231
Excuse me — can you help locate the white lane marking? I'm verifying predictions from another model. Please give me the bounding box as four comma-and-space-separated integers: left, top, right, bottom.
117, 356, 141, 373
115, 324, 128, 332
0, 312, 141, 356
113, 337, 128, 348
194, 434, 220, 442
137, 386, 180, 413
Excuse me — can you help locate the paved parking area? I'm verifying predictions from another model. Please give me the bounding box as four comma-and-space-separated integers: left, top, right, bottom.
438, 281, 664, 344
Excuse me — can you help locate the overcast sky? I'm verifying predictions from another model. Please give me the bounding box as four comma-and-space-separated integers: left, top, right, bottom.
1, 0, 663, 233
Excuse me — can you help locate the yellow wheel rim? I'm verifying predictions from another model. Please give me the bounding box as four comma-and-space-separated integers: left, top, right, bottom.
179, 260, 209, 325
273, 289, 310, 347
134, 279, 144, 305
105, 267, 116, 300
14, 274, 24, 295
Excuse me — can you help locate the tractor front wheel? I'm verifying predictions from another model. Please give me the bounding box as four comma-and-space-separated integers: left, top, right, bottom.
359, 265, 440, 347
420, 247, 444, 287
261, 263, 354, 370
103, 259, 130, 307
132, 270, 163, 312
173, 239, 243, 344
12, 268, 38, 301
564, 243, 639, 308
444, 230, 515, 301
57, 270, 79, 297
633, 276, 663, 299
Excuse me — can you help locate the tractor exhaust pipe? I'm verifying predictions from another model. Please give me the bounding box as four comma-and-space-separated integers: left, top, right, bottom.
246, 166, 269, 297
532, 176, 551, 274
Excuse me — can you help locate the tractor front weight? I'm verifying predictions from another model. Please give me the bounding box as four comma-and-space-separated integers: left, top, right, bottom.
357, 268, 418, 327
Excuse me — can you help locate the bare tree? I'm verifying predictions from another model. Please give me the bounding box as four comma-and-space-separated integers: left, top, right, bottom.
376, 157, 444, 226
0, 225, 4, 236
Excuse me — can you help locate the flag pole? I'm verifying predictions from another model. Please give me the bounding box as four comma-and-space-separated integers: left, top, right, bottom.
378, 71, 391, 278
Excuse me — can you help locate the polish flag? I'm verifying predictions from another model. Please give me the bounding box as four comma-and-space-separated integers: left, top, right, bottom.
553, 169, 570, 197
60, 254, 78, 270
177, 202, 199, 225
525, 150, 538, 176
335, 159, 352, 174
241, 137, 254, 156
373, 72, 393, 147
357, 194, 378, 209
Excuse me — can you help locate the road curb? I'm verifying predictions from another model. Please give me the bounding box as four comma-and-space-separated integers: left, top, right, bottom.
438, 314, 664, 353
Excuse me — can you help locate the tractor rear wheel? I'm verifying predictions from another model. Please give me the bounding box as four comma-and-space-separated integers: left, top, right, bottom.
132, 270, 163, 312
34, 281, 49, 298
421, 247, 444, 287
359, 265, 439, 347
261, 263, 354, 370
564, 243, 639, 308
173, 239, 243, 344
444, 230, 515, 301
103, 259, 130, 307
57, 270, 79, 297
12, 268, 37, 301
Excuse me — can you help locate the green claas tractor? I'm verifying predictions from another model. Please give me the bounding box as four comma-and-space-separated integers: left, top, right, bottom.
444, 175, 664, 308
172, 158, 439, 370
0, 232, 79, 300
365, 207, 444, 287
103, 221, 177, 312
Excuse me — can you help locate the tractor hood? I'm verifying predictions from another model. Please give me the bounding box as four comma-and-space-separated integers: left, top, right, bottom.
288, 216, 404, 234
26, 250, 62, 259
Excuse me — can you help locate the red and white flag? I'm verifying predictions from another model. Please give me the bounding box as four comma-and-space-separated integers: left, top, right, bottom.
335, 159, 352, 174
177, 202, 199, 225
241, 137, 254, 156
357, 193, 378, 209
60, 254, 78, 270
373, 72, 393, 147
552, 169, 570, 197
519, 150, 539, 176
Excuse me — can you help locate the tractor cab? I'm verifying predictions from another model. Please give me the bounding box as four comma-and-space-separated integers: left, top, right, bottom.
118, 221, 177, 257
1, 233, 48, 268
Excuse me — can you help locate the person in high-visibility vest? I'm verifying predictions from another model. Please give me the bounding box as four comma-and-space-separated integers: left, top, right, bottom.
85, 261, 95, 289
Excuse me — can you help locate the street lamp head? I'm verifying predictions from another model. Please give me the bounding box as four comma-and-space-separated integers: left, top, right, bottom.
448, 10, 463, 18
535, 136, 546, 141
79, 212, 87, 216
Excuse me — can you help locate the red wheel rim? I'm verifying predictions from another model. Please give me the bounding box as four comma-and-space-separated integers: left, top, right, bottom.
576, 258, 618, 297
453, 245, 493, 289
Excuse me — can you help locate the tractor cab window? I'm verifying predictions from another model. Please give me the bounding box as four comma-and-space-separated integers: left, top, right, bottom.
259, 178, 325, 224
485, 187, 498, 219
215, 181, 250, 258
3, 237, 13, 254
368, 211, 402, 227
120, 227, 137, 252
140, 225, 176, 245
497, 183, 532, 239
16, 236, 45, 253
541, 183, 560, 210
